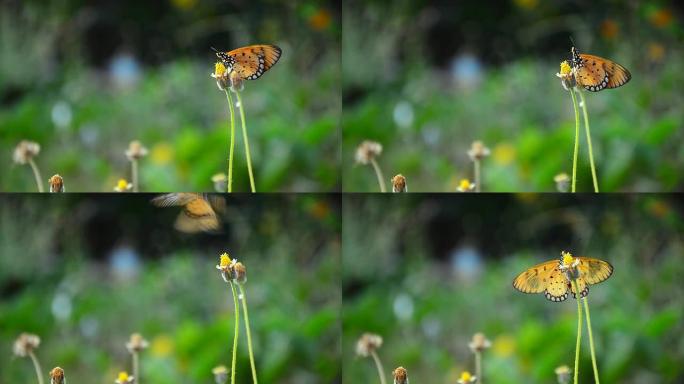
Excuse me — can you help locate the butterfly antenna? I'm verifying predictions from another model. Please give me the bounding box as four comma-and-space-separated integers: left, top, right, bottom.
210, 46, 219, 53
569, 36, 576, 49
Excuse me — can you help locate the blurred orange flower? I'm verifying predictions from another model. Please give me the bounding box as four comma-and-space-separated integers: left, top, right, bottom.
309, 8, 332, 31
649, 8, 673, 28
600, 19, 619, 40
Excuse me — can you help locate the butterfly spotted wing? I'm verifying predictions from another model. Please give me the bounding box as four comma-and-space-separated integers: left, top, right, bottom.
152, 193, 223, 233
214, 44, 282, 80
513, 257, 613, 302
571, 47, 631, 92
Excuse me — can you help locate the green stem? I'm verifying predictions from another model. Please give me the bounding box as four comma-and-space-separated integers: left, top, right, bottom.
474, 159, 481, 192
132, 159, 139, 193
238, 284, 258, 383
572, 280, 583, 384
235, 92, 256, 193
370, 350, 387, 384
28, 159, 44, 192
225, 90, 236, 193
569, 88, 580, 193
27, 351, 44, 384
229, 282, 240, 384
583, 297, 600, 384
578, 90, 599, 192
370, 158, 387, 193
133, 351, 140, 384
475, 350, 482, 384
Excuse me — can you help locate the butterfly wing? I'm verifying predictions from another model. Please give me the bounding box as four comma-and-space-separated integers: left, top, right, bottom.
151, 193, 200, 207
576, 53, 631, 92
174, 197, 219, 233
224, 44, 282, 80
576, 257, 614, 284
513, 259, 569, 302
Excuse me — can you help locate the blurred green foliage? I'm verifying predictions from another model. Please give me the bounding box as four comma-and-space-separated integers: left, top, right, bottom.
342, 0, 684, 192
1, 1, 340, 192
343, 194, 684, 383
0, 194, 341, 383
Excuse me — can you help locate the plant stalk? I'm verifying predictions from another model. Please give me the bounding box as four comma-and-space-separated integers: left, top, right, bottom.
370, 350, 387, 384
583, 297, 600, 384
572, 280, 583, 384
235, 91, 256, 193
131, 159, 139, 192
369, 158, 387, 192
238, 284, 258, 383
474, 159, 481, 192
578, 90, 599, 192
475, 350, 483, 384
133, 351, 140, 384
28, 159, 44, 192
28, 351, 44, 384
569, 88, 580, 193
225, 90, 236, 192
229, 282, 240, 384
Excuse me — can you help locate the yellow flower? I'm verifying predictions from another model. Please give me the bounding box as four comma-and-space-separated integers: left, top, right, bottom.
214, 62, 227, 77
561, 251, 575, 267
556, 61, 575, 90
211, 62, 230, 90
216, 252, 237, 283
115, 371, 134, 384
114, 179, 133, 192
559, 61, 571, 75
457, 179, 475, 192
457, 371, 477, 383
220, 253, 232, 268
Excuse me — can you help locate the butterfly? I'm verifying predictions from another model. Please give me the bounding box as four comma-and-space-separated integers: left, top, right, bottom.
151, 193, 226, 233
212, 44, 282, 80
513, 254, 613, 302
570, 47, 631, 92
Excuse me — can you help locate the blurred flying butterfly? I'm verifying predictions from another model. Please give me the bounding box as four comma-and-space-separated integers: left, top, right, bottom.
211, 44, 282, 80
513, 254, 613, 302
151, 193, 226, 234
570, 47, 631, 92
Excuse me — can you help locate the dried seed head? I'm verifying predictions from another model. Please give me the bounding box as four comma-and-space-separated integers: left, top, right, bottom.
555, 365, 571, 384
229, 71, 244, 92
355, 141, 383, 165
355, 333, 383, 357
211, 173, 227, 192
467, 140, 490, 161
126, 333, 149, 353
13, 140, 41, 164
391, 174, 407, 192
233, 262, 247, 284
554, 173, 570, 192
392, 366, 409, 384
125, 140, 148, 161
212, 365, 229, 384
49, 367, 65, 384
468, 332, 492, 353
49, 174, 65, 193
13, 333, 40, 357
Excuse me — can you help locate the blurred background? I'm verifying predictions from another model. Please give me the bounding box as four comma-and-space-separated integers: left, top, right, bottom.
343, 194, 684, 383
1, 0, 340, 192
0, 194, 340, 383
343, 0, 684, 191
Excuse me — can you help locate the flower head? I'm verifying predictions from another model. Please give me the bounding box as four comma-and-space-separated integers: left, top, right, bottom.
392, 366, 408, 384
216, 252, 237, 283
125, 140, 148, 161
457, 179, 475, 192
126, 333, 149, 353
556, 60, 576, 90
391, 174, 407, 192
229, 71, 244, 92
48, 174, 65, 193
114, 179, 133, 192
211, 173, 227, 192
467, 140, 490, 162
559, 251, 580, 280
13, 140, 41, 165
355, 332, 383, 357
554, 173, 570, 192
233, 261, 247, 284
355, 141, 383, 165
211, 62, 231, 91
49, 367, 65, 384
555, 365, 571, 384
457, 371, 477, 383
13, 333, 40, 357
115, 371, 135, 384
212, 365, 229, 384
468, 332, 492, 353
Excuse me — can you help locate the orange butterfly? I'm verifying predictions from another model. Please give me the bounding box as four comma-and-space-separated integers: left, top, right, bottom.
151, 193, 226, 233
570, 47, 631, 92
513, 252, 613, 302
212, 44, 282, 81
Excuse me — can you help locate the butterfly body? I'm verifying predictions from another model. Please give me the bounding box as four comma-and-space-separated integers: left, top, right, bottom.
213, 44, 282, 80
570, 47, 631, 92
513, 256, 613, 302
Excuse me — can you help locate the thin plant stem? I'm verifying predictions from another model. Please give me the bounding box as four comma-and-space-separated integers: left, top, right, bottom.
569, 88, 580, 193
474, 159, 481, 192
475, 350, 482, 384
583, 297, 600, 384
571, 280, 583, 384
132, 351, 140, 384
28, 159, 44, 193
369, 350, 387, 384
238, 284, 258, 384
369, 158, 387, 193
27, 351, 44, 384
235, 91, 256, 193
578, 90, 599, 192
131, 159, 139, 193
229, 282, 240, 384
225, 90, 236, 193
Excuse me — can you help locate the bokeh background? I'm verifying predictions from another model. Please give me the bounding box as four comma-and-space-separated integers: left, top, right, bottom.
343, 0, 684, 192
1, 0, 340, 192
0, 194, 340, 383
343, 194, 684, 383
